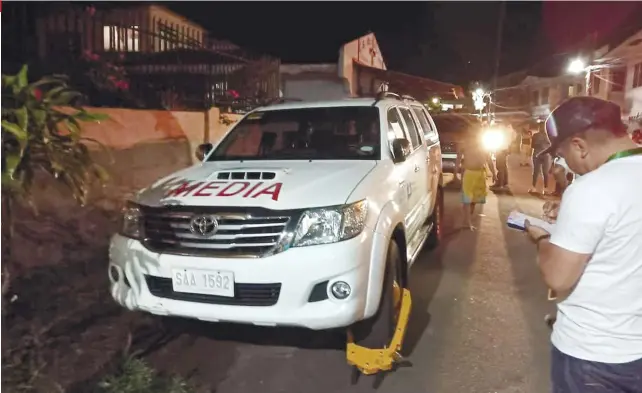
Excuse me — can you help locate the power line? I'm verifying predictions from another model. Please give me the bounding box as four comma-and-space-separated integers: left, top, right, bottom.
491, 2, 507, 92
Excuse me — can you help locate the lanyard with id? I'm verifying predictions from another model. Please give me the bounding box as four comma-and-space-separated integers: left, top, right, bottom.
605, 147, 642, 163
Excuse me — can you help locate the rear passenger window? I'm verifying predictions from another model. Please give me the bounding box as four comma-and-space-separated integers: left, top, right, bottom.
412, 106, 437, 141
387, 108, 406, 140
398, 107, 422, 149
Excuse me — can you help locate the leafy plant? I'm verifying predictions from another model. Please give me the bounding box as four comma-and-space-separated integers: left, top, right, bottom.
1, 65, 110, 301
98, 357, 195, 393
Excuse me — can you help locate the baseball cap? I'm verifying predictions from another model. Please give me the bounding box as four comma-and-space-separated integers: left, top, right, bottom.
538, 96, 624, 157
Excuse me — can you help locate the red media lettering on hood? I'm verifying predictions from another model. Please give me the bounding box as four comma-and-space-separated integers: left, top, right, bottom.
193, 181, 227, 197
251, 183, 282, 201
243, 182, 263, 197
166, 181, 283, 201
166, 181, 204, 197
217, 182, 250, 197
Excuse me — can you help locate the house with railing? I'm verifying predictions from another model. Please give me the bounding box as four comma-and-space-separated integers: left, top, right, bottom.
2, 3, 280, 112
588, 28, 642, 121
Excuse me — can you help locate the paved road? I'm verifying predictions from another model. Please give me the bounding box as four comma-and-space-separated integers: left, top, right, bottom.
146, 162, 555, 393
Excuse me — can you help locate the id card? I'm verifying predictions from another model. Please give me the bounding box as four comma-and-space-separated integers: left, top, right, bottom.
506, 210, 556, 234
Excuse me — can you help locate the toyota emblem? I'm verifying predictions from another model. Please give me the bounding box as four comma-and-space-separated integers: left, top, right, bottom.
190, 215, 219, 236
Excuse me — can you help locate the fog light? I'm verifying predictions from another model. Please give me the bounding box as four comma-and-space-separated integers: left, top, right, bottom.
109, 265, 121, 283
330, 281, 351, 300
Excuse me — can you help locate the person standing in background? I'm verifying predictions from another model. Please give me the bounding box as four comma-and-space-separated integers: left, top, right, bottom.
519, 126, 532, 166
529, 124, 552, 194
490, 125, 514, 190
456, 134, 491, 231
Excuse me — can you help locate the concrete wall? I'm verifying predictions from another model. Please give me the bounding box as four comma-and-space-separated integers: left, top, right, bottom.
28, 106, 241, 213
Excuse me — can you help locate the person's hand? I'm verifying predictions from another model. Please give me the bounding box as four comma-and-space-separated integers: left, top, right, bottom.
542, 201, 560, 223
524, 220, 551, 242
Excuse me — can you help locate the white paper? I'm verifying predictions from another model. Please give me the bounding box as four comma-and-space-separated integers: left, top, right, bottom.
506, 210, 556, 234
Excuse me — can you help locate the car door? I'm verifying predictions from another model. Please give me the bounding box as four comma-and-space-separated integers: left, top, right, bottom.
387, 106, 418, 236
410, 105, 441, 213
396, 106, 430, 237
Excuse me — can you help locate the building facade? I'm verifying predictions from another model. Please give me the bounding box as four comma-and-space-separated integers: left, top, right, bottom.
280, 32, 463, 103
4, 3, 280, 112
589, 29, 642, 122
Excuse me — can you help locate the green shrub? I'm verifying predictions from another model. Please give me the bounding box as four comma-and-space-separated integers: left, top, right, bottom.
97, 357, 195, 393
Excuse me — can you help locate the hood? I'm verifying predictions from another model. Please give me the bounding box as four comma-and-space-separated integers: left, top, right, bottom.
135, 160, 377, 210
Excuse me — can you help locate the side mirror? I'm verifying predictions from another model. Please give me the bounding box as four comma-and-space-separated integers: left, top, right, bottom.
195, 143, 213, 161
391, 138, 412, 163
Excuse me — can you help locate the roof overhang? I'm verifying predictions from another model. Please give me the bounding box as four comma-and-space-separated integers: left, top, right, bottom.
353, 61, 464, 101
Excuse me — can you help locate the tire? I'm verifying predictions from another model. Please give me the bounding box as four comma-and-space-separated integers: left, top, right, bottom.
352, 241, 404, 348
426, 187, 444, 250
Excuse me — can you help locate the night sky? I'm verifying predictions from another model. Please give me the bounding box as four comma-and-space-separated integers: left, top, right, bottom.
168, 1, 642, 86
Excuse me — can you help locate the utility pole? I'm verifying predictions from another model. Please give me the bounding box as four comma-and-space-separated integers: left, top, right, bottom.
490, 1, 507, 123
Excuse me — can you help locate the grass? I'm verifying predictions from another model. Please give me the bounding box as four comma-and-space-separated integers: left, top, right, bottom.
97, 357, 195, 393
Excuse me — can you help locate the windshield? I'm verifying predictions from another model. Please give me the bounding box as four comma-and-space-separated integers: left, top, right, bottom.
432, 115, 480, 139
208, 106, 381, 161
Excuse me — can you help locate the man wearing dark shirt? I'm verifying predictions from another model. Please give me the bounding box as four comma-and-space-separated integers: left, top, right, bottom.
529, 125, 552, 194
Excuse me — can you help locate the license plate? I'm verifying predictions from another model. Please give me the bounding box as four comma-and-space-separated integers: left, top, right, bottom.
442, 160, 456, 168
171, 268, 235, 297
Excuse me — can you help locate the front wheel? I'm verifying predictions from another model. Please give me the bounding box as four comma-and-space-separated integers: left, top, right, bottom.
351, 240, 404, 348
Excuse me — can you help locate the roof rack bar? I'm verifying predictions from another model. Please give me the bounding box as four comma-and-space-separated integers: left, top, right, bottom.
401, 94, 418, 102
372, 91, 404, 106
266, 97, 304, 106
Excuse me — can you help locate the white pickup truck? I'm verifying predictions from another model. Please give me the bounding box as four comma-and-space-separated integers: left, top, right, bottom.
108, 92, 443, 347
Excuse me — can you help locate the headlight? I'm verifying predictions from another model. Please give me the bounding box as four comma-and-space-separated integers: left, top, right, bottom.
120, 202, 143, 239
292, 200, 368, 247
481, 129, 504, 152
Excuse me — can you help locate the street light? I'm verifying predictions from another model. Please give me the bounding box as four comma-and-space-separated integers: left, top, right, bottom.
475, 88, 484, 96
432, 97, 440, 105
567, 58, 586, 74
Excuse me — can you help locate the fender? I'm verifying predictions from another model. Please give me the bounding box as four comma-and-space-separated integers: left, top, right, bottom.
363, 199, 407, 319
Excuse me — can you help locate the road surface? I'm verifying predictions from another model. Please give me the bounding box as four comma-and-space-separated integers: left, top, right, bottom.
146, 161, 555, 393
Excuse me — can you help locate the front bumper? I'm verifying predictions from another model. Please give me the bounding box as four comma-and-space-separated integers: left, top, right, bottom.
108, 230, 379, 330
441, 155, 457, 173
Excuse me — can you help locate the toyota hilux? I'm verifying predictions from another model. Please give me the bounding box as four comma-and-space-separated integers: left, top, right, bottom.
108, 92, 443, 346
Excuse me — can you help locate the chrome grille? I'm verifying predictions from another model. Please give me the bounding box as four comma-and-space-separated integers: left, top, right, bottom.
441, 142, 457, 153
141, 207, 291, 258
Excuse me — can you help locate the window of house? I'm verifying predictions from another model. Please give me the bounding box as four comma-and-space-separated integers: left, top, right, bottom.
567, 85, 574, 97
633, 63, 642, 88
103, 25, 140, 52
611, 67, 626, 92
592, 72, 601, 94
541, 87, 549, 105
531, 90, 539, 105
158, 23, 178, 51
576, 83, 583, 95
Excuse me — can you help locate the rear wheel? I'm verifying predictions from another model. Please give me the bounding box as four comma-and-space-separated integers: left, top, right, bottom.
352, 241, 404, 348
426, 187, 443, 250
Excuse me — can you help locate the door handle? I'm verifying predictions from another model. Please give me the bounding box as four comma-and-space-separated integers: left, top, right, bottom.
414, 165, 420, 172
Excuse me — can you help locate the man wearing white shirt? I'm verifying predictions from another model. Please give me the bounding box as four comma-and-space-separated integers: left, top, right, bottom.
524, 97, 642, 393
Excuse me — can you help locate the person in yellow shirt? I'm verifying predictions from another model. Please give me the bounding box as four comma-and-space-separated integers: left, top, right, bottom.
456, 135, 492, 230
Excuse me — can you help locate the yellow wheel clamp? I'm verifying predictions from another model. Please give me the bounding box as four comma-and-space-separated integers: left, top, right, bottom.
346, 286, 413, 389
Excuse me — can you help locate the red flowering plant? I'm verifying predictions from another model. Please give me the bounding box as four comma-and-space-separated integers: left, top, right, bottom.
629, 115, 642, 145
81, 50, 130, 93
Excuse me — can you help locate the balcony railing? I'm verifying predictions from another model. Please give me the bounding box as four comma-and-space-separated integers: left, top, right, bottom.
2, 4, 280, 112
